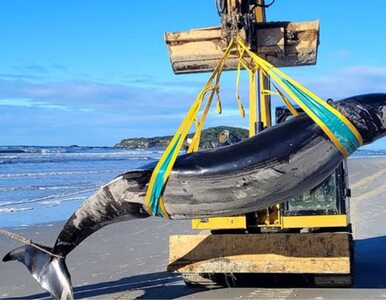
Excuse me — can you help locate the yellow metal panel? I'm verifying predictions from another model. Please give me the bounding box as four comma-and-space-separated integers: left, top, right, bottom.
255, 0, 266, 22
168, 233, 352, 274
192, 216, 247, 230
249, 71, 257, 136
281, 215, 349, 229
255, 1, 271, 130
259, 71, 271, 128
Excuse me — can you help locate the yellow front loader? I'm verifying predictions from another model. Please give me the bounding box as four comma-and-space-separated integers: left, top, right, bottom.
165, 0, 353, 287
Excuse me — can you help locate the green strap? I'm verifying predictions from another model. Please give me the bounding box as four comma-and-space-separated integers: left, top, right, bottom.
148, 135, 181, 217
284, 80, 360, 155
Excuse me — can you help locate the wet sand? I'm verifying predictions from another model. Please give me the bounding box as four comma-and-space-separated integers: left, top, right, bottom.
2, 157, 386, 299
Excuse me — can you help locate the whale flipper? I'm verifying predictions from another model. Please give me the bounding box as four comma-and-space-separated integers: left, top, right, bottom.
3, 245, 73, 300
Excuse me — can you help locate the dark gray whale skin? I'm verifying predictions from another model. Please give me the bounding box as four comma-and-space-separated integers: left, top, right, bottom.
3, 93, 386, 299
163, 93, 386, 218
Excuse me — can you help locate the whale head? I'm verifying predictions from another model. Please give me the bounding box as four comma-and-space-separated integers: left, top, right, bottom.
334, 93, 386, 145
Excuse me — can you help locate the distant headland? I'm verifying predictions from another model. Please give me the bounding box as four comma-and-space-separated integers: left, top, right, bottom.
115, 126, 249, 149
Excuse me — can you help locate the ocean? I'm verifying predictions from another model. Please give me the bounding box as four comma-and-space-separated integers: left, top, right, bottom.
0, 145, 383, 228
0, 146, 163, 228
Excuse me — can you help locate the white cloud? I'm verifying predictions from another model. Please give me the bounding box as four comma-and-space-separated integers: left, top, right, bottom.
0, 98, 69, 111
1, 65, 385, 146
326, 49, 353, 60
295, 65, 386, 100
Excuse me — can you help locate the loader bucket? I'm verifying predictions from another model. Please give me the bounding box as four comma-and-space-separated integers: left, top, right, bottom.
165, 20, 319, 74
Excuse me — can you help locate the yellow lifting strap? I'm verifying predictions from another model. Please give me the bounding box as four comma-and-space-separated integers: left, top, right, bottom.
145, 36, 364, 218
235, 49, 247, 118
144, 41, 235, 218
263, 83, 299, 117
235, 36, 363, 157
188, 86, 218, 153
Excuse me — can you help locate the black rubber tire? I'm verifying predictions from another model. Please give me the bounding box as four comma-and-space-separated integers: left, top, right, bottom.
182, 273, 228, 288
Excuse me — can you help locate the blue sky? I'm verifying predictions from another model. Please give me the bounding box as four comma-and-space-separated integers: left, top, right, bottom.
0, 0, 386, 148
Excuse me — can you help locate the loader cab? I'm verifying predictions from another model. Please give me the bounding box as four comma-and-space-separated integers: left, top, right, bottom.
275, 106, 351, 230
193, 106, 351, 232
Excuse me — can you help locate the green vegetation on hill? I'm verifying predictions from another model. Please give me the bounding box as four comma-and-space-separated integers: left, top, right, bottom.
115, 126, 249, 148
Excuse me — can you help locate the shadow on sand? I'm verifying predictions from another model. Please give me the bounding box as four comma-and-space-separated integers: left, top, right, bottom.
354, 235, 386, 288
3, 271, 205, 300
4, 235, 386, 299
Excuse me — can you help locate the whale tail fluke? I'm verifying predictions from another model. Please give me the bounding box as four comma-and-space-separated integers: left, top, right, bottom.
3, 244, 73, 300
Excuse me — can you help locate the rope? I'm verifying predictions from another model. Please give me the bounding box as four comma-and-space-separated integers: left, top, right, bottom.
0, 229, 32, 244
0, 228, 64, 259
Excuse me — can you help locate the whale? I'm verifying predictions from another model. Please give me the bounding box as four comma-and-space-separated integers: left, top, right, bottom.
3, 93, 386, 299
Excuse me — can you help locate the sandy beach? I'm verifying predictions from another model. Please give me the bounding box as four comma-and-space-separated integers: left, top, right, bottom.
2, 157, 386, 299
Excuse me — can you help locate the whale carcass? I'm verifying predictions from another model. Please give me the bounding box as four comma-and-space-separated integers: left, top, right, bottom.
3, 93, 386, 299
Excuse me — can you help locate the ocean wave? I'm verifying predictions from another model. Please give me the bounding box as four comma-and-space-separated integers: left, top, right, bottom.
0, 146, 163, 155
0, 152, 159, 165
353, 149, 386, 157
0, 149, 26, 154
0, 157, 132, 165
0, 183, 98, 192
0, 188, 97, 207
0, 196, 86, 214
40, 200, 63, 207
0, 148, 65, 154
0, 156, 18, 159
15, 151, 150, 157
0, 207, 33, 213
0, 169, 126, 178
